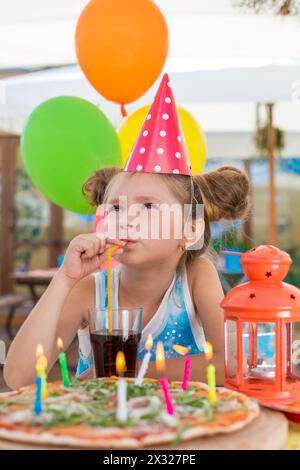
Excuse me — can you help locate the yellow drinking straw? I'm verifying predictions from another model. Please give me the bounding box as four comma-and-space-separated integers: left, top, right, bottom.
107, 245, 123, 334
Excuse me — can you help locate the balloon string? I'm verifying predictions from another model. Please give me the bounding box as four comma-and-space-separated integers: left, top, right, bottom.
121, 104, 128, 118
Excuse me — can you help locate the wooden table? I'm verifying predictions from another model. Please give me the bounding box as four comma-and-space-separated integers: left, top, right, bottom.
11, 269, 58, 304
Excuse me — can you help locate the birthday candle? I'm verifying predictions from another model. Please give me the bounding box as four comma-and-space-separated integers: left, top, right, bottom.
156, 342, 175, 415
33, 376, 43, 415
57, 338, 71, 387
173, 345, 191, 391
36, 354, 48, 401
122, 309, 129, 341
116, 351, 128, 422
36, 343, 44, 359
204, 341, 217, 405
135, 335, 153, 385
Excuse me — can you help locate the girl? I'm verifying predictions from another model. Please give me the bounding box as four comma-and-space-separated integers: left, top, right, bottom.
4, 73, 250, 389
4, 165, 250, 390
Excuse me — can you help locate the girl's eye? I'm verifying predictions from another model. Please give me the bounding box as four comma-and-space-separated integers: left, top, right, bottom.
107, 205, 121, 213
144, 202, 159, 210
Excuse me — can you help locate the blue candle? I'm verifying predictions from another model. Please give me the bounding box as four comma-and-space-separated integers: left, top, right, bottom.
34, 376, 43, 415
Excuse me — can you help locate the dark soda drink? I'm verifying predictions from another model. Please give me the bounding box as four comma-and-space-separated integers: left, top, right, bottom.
90, 329, 141, 378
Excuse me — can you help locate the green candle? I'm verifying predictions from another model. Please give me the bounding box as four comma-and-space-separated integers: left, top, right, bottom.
57, 338, 71, 387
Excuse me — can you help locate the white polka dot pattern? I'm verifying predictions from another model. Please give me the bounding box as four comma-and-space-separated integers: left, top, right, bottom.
123, 73, 192, 176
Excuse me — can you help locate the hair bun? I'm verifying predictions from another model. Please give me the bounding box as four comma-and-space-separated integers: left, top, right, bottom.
193, 166, 251, 222
82, 167, 121, 206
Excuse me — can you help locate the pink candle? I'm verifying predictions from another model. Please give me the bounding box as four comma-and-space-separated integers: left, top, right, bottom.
173, 344, 191, 391
182, 356, 191, 391
156, 342, 175, 416
159, 376, 175, 415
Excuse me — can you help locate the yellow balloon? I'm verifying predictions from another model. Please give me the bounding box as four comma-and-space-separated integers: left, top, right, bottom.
118, 105, 206, 174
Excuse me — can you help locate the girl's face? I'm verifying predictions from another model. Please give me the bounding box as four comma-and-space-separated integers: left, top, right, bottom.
100, 172, 200, 267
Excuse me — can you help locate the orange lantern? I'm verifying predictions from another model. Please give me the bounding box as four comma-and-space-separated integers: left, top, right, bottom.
221, 245, 300, 404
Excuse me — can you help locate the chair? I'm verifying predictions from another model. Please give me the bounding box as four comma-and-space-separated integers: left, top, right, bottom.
0, 294, 27, 339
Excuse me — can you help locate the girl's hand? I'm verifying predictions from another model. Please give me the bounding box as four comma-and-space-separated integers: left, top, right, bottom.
59, 234, 125, 282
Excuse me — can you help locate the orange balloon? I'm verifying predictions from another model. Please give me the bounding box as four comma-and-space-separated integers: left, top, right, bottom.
75, 0, 169, 105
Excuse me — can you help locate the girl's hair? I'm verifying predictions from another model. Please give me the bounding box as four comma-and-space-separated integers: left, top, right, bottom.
82, 166, 251, 271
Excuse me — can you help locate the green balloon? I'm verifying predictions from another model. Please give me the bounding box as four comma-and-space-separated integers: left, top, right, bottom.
21, 96, 121, 214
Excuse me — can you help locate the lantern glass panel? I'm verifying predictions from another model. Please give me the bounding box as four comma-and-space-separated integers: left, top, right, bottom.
285, 322, 300, 384
243, 322, 276, 383
225, 319, 237, 380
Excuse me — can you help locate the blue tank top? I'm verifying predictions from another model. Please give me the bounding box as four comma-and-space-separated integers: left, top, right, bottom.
76, 265, 205, 378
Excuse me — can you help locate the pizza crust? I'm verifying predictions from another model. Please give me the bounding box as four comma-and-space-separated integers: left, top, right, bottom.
0, 379, 260, 449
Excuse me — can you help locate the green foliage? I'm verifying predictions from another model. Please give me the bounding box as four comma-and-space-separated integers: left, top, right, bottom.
232, 0, 299, 16
254, 124, 286, 158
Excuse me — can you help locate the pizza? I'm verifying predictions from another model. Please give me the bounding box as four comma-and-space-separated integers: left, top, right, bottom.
0, 377, 259, 449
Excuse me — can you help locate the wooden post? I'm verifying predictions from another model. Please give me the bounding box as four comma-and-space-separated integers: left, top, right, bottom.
242, 159, 253, 243
0, 134, 19, 294
49, 202, 64, 268
266, 104, 277, 246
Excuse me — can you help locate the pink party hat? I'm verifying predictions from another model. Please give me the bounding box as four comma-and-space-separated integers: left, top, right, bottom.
124, 74, 192, 176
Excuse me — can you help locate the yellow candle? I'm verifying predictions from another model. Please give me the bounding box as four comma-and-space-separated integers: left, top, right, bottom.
207, 363, 217, 405
204, 341, 217, 405
36, 355, 48, 401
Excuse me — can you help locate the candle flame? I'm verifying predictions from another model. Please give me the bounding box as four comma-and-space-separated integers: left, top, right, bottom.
57, 337, 64, 351
173, 344, 190, 356
204, 341, 213, 361
156, 342, 165, 373
116, 351, 127, 375
145, 334, 153, 352
36, 355, 48, 371
36, 344, 44, 358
